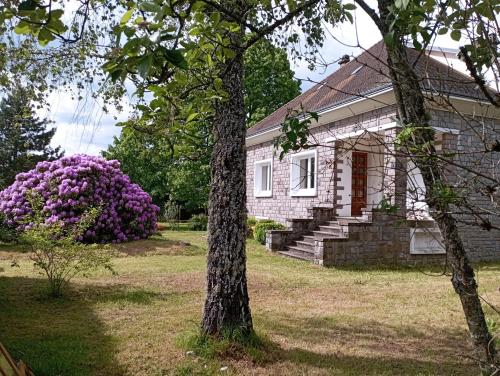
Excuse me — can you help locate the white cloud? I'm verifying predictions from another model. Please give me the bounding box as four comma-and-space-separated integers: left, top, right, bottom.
41, 90, 132, 156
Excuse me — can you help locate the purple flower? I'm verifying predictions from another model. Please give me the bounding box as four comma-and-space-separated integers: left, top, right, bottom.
0, 154, 158, 243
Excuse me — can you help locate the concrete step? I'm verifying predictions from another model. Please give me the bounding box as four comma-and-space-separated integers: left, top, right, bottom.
287, 244, 314, 255
278, 249, 315, 261
302, 235, 316, 242
336, 216, 368, 224
318, 225, 342, 233
295, 238, 314, 247
313, 230, 344, 238
324, 221, 340, 226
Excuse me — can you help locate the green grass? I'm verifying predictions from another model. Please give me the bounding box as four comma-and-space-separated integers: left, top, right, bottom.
0, 230, 499, 375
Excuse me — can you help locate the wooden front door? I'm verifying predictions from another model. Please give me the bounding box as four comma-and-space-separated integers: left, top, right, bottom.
351, 152, 368, 216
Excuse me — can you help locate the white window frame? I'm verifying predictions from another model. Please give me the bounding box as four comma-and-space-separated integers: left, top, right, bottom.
290, 149, 318, 197
254, 158, 273, 198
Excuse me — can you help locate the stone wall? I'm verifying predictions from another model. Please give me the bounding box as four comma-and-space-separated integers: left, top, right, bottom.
317, 210, 446, 266
246, 106, 397, 223
429, 109, 500, 262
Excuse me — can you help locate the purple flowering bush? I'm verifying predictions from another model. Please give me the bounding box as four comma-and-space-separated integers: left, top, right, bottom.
0, 155, 159, 243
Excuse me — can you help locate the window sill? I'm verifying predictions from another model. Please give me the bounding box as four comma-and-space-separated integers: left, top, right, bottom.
255, 191, 272, 198
290, 189, 317, 197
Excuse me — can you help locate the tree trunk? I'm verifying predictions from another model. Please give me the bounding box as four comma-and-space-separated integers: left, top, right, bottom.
201, 5, 253, 336
373, 0, 498, 372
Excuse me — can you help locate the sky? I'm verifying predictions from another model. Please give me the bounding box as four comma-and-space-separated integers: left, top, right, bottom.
45, 3, 459, 157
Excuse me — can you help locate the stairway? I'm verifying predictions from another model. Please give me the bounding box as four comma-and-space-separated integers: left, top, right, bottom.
277, 220, 346, 261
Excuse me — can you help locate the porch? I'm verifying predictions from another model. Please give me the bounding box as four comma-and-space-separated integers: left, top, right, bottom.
265, 207, 446, 266
266, 123, 452, 266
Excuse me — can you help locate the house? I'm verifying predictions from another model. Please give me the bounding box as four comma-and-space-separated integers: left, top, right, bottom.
245, 41, 500, 266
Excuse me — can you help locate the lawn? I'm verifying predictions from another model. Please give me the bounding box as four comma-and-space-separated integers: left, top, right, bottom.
0, 230, 499, 375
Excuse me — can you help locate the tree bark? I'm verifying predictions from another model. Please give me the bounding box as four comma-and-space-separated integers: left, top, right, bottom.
201, 2, 253, 337
372, 0, 498, 372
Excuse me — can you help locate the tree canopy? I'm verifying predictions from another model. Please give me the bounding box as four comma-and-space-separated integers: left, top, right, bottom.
103, 38, 300, 212
0, 85, 62, 189
244, 39, 301, 126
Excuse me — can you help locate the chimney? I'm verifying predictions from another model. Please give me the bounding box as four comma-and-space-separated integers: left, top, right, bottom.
338, 54, 350, 65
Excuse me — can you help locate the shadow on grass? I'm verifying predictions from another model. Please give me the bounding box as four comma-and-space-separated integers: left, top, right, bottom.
83, 283, 188, 306
0, 276, 125, 376
277, 347, 467, 376
255, 315, 475, 375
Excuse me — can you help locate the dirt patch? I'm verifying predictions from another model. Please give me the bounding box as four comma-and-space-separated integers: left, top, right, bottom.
112, 239, 197, 257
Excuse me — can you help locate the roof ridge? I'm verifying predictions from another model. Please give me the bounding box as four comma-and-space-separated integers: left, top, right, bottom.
247, 40, 493, 139
247, 41, 384, 133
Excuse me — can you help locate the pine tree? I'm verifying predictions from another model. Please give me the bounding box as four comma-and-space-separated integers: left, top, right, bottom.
0, 86, 63, 189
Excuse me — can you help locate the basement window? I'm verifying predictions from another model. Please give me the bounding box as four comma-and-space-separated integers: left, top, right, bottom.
290, 149, 317, 197
254, 159, 273, 197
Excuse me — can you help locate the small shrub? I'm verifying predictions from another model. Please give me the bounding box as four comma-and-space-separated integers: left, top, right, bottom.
257, 219, 274, 224
189, 214, 208, 231
254, 221, 285, 245
20, 192, 113, 297
246, 216, 257, 226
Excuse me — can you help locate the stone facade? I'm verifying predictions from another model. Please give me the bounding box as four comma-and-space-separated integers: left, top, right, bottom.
248, 106, 500, 264
318, 211, 446, 266
246, 106, 397, 223
429, 109, 500, 262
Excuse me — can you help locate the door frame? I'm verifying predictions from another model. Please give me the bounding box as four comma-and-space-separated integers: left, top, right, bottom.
351, 151, 368, 216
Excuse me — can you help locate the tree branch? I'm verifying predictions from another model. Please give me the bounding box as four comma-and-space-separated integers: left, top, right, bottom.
244, 0, 323, 50
459, 46, 500, 108
353, 0, 383, 30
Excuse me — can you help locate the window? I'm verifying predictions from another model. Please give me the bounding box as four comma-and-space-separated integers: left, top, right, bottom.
254, 159, 273, 197
290, 150, 317, 196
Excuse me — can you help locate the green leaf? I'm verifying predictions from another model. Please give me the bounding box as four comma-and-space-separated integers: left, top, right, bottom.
186, 112, 198, 123
343, 3, 356, 10
210, 11, 220, 24
137, 54, 153, 78
14, 20, 32, 35
164, 49, 188, 69
450, 29, 461, 41
345, 11, 353, 23
437, 27, 448, 35
18, 0, 38, 11
38, 28, 55, 46
110, 69, 123, 82
49, 9, 64, 20
46, 18, 67, 34
214, 77, 223, 90
120, 9, 134, 26
140, 2, 162, 13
